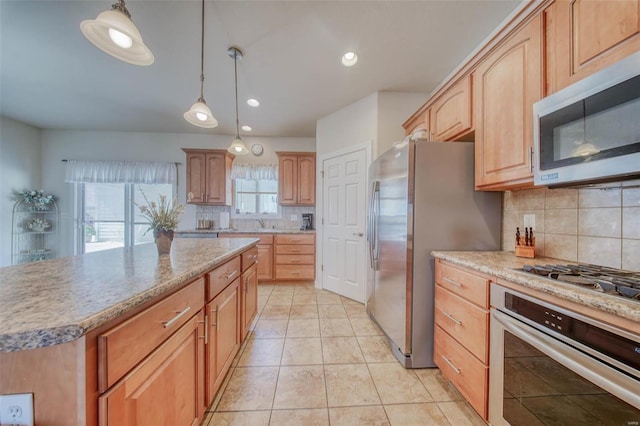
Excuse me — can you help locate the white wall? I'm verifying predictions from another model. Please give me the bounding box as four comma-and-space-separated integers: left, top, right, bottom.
377, 92, 429, 155
40, 130, 314, 257
0, 117, 42, 266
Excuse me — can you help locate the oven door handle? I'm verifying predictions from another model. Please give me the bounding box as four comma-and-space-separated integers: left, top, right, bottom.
493, 309, 640, 409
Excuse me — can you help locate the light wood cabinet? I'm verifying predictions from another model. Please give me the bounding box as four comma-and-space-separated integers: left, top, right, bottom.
241, 263, 258, 340
182, 149, 234, 205
277, 152, 316, 206
473, 15, 543, 190
403, 108, 430, 137
429, 75, 473, 141
99, 312, 206, 426
219, 233, 274, 281
544, 0, 640, 94
206, 278, 241, 404
275, 233, 316, 281
434, 259, 491, 420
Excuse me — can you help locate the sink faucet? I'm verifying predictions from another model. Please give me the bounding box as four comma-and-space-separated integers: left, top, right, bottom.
256, 218, 265, 229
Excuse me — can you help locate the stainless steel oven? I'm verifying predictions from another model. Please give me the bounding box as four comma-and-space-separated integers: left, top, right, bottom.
489, 284, 640, 426
533, 51, 640, 187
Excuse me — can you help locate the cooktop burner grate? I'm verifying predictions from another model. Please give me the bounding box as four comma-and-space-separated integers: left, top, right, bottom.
521, 264, 640, 300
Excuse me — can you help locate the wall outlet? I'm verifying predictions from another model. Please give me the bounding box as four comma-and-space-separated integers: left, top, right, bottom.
523, 214, 535, 229
0, 393, 34, 426
290, 214, 298, 221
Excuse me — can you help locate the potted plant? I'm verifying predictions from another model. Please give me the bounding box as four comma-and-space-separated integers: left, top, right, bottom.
22, 189, 55, 211
135, 190, 185, 255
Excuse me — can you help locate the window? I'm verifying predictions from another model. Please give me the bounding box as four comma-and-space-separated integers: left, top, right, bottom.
80, 183, 174, 253
233, 178, 279, 218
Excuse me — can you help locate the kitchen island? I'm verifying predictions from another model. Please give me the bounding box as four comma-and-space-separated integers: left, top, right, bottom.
0, 238, 258, 426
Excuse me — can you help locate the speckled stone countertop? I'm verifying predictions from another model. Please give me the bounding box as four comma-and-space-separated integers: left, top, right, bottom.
176, 228, 315, 235
431, 251, 639, 324
0, 238, 258, 352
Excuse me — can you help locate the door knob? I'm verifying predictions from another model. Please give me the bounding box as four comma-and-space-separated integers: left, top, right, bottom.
353, 232, 364, 237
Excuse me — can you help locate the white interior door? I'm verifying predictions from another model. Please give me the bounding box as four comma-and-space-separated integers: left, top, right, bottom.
322, 148, 367, 302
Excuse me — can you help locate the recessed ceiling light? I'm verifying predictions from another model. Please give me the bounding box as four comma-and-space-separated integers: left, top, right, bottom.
242, 125, 252, 132
342, 51, 358, 67
247, 99, 260, 107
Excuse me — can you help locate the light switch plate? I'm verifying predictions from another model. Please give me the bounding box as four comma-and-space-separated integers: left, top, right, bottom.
523, 214, 535, 230
0, 393, 34, 426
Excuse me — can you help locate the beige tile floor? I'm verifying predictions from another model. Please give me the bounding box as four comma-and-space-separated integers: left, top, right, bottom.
202, 283, 486, 426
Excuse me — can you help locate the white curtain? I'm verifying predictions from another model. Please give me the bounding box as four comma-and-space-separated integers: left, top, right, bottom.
231, 163, 278, 181
64, 160, 177, 184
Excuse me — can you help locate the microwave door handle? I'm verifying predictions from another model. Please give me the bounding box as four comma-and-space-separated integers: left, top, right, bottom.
493, 309, 640, 408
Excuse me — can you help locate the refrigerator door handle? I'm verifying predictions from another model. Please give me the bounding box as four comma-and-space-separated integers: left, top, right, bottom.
367, 182, 375, 268
371, 181, 380, 271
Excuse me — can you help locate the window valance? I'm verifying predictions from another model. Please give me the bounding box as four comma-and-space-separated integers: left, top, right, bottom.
231, 163, 278, 181
64, 160, 177, 184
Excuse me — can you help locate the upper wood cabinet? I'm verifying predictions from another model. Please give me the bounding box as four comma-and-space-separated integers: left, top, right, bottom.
403, 109, 430, 137
277, 152, 316, 206
182, 149, 234, 205
544, 0, 640, 94
429, 75, 473, 141
473, 15, 543, 190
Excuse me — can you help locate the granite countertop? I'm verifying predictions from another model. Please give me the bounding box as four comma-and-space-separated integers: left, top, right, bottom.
0, 238, 258, 352
431, 251, 640, 324
177, 228, 316, 235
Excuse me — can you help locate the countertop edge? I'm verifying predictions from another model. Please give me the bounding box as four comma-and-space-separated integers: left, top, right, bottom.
431, 251, 640, 324
0, 240, 258, 352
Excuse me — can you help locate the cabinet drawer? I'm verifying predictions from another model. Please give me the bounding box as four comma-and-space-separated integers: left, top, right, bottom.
275, 254, 315, 265
98, 278, 205, 391
275, 234, 315, 245
207, 257, 241, 301
276, 244, 315, 255
435, 260, 489, 308
241, 247, 259, 271
275, 264, 315, 280
434, 325, 488, 420
435, 285, 489, 363
218, 233, 273, 245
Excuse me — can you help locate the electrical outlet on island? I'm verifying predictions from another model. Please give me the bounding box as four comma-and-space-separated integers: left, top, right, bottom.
523, 214, 535, 230
0, 393, 34, 426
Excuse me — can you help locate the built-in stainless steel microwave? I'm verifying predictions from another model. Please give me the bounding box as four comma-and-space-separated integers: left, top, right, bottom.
533, 51, 640, 187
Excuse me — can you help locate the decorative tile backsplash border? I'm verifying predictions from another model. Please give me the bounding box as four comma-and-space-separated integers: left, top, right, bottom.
502, 182, 640, 271
196, 205, 315, 231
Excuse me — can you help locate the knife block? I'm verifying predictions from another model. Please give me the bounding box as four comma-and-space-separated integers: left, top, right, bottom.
515, 237, 536, 258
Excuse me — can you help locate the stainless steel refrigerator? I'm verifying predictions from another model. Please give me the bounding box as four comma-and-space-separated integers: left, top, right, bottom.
366, 140, 501, 368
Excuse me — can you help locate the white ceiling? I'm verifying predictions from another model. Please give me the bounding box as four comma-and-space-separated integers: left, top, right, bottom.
0, 0, 521, 138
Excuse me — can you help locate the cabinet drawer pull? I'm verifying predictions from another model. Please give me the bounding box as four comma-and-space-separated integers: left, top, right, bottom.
224, 270, 238, 280
291, 259, 300, 263
162, 307, 191, 328
441, 355, 461, 374
443, 311, 462, 326
443, 277, 462, 288
198, 316, 208, 344
291, 249, 300, 253
210, 307, 219, 329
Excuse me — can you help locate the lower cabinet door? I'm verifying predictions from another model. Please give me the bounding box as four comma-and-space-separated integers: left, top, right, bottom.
242, 263, 258, 339
207, 278, 241, 404
99, 312, 206, 426
257, 244, 273, 281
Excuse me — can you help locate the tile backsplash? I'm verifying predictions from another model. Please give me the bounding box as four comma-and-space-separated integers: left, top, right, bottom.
196, 205, 315, 231
502, 182, 640, 271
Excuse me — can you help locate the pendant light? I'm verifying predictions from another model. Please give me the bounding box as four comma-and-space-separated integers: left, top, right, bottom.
183, 0, 218, 128
227, 47, 249, 155
80, 0, 154, 66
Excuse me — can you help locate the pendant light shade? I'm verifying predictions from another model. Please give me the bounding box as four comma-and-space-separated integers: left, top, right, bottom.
228, 138, 249, 155
227, 47, 249, 156
80, 0, 154, 66
184, 0, 218, 128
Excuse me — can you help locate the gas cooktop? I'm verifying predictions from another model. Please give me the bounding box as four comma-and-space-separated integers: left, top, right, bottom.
521, 264, 640, 301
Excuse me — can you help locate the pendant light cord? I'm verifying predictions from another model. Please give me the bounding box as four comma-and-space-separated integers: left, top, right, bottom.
199, 0, 205, 101
234, 51, 240, 139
